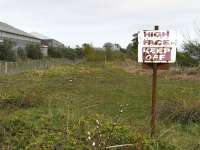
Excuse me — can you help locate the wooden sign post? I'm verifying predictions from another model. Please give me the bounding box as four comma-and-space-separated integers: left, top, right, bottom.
138, 26, 177, 137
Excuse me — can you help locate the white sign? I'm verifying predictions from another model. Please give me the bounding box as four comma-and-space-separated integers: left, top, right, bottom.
138, 30, 177, 63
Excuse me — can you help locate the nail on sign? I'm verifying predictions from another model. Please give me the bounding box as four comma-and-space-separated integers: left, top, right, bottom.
138, 30, 177, 63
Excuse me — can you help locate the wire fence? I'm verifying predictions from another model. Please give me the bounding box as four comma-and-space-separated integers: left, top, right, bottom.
0, 58, 82, 75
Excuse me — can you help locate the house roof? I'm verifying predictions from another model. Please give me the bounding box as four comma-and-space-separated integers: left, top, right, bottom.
30, 32, 50, 40
0, 22, 40, 40
30, 32, 64, 45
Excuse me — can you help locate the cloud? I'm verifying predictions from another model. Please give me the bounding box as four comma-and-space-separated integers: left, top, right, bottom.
0, 0, 199, 47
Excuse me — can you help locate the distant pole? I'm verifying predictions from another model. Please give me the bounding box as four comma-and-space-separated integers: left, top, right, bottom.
151, 25, 159, 137
5, 62, 8, 74
105, 55, 107, 65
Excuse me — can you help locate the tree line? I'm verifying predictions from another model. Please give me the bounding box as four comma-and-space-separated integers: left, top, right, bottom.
0, 39, 125, 62
0, 36, 199, 67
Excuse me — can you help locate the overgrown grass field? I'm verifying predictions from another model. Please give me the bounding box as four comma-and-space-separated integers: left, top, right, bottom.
0, 61, 199, 149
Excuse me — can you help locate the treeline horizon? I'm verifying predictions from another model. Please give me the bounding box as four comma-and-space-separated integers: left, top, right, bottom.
0, 34, 199, 67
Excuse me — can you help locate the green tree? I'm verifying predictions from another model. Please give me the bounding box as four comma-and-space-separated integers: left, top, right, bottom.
183, 41, 200, 61
62, 47, 76, 60
132, 33, 138, 50
48, 47, 63, 58
176, 51, 199, 67
75, 46, 84, 59
0, 39, 16, 61
17, 48, 27, 60
82, 43, 95, 61
26, 44, 42, 59
114, 43, 121, 50
126, 43, 137, 60
124, 33, 138, 60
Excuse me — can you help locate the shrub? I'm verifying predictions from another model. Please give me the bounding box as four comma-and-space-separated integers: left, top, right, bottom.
0, 39, 16, 61
62, 47, 76, 60
176, 52, 199, 67
48, 47, 82, 60
0, 116, 177, 149
17, 47, 27, 60
159, 99, 200, 124
82, 43, 96, 61
126, 43, 138, 60
185, 67, 200, 76
93, 50, 105, 61
0, 116, 40, 149
0, 95, 43, 110
183, 41, 200, 61
82, 43, 124, 62
111, 51, 124, 61
74, 46, 84, 59
26, 44, 42, 59
48, 47, 63, 58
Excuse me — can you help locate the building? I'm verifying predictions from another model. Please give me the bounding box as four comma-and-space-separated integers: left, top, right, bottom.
41, 39, 65, 48
0, 22, 65, 57
0, 22, 41, 49
30, 32, 65, 48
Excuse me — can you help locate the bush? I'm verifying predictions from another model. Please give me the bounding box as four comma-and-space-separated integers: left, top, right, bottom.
74, 46, 84, 59
48, 47, 83, 60
126, 43, 138, 60
48, 47, 63, 58
0, 96, 43, 110
159, 99, 200, 124
82, 43, 124, 62
111, 51, 124, 61
183, 41, 200, 61
82, 43, 96, 61
62, 47, 76, 60
0, 39, 16, 61
26, 44, 42, 59
0, 115, 177, 149
176, 52, 199, 67
17, 48, 27, 60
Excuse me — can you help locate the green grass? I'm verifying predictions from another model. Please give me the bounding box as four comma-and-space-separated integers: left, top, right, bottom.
0, 62, 199, 149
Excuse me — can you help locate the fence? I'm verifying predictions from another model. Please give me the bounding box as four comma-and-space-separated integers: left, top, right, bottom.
0, 58, 81, 75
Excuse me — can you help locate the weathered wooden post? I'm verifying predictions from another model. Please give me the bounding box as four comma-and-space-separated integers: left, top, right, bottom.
151, 26, 159, 137
138, 26, 177, 137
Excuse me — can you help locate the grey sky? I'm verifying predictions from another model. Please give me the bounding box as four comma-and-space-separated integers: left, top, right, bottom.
0, 0, 200, 47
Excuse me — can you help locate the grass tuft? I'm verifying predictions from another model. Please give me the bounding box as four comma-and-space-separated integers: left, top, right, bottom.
159, 99, 200, 124
0, 95, 43, 109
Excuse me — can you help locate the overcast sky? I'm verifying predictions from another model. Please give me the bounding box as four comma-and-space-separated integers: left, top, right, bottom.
0, 0, 200, 47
